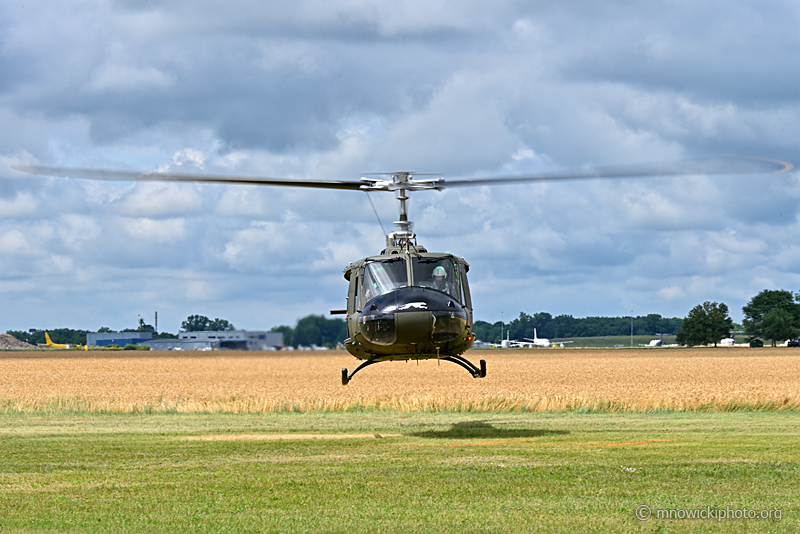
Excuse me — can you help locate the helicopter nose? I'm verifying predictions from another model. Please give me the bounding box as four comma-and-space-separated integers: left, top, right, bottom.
359, 287, 467, 346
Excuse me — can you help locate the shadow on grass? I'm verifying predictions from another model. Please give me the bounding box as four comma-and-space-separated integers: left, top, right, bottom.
410, 420, 570, 439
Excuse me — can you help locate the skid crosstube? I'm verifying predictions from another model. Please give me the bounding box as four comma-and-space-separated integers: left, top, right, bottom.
342, 356, 486, 385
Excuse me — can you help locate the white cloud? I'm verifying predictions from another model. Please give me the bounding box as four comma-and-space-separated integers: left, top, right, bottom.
157, 148, 208, 172
87, 64, 173, 94
0, 0, 799, 332
120, 217, 187, 243
0, 192, 37, 217
56, 214, 102, 247
183, 279, 223, 302
0, 229, 28, 254
658, 286, 686, 301
115, 182, 204, 218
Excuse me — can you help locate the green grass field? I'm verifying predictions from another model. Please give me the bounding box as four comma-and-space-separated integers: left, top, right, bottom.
0, 411, 796, 533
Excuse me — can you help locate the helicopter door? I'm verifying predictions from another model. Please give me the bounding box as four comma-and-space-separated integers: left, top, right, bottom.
347, 274, 359, 338
458, 263, 472, 317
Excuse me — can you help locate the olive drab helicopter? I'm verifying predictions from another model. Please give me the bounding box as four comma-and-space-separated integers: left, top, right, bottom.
12, 155, 793, 384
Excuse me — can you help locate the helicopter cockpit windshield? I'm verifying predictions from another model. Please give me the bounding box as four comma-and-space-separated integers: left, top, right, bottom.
360, 256, 463, 304
362, 258, 407, 303
412, 257, 461, 301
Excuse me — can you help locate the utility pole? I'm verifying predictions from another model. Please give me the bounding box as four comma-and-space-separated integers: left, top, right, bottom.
500, 311, 503, 343
630, 311, 633, 347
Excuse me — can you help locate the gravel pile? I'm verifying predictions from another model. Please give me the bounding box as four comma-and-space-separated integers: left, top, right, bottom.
0, 334, 37, 350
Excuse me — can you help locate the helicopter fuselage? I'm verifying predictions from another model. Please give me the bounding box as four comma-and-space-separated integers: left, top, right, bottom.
341, 246, 475, 363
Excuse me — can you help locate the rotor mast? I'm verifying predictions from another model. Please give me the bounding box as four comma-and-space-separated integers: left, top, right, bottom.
390, 172, 414, 249
359, 171, 442, 250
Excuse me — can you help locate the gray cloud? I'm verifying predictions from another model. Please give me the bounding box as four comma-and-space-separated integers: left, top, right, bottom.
1, 1, 799, 333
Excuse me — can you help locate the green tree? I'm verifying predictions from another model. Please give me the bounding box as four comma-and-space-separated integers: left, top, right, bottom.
473, 312, 683, 342
153, 332, 178, 339
181, 315, 210, 332
7, 328, 89, 346
208, 318, 235, 331
472, 320, 508, 343
676, 301, 733, 347
742, 289, 800, 342
760, 308, 798, 347
181, 315, 236, 332
292, 315, 346, 348
269, 325, 293, 347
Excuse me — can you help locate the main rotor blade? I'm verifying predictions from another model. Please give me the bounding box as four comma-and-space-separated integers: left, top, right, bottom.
10, 165, 365, 191
11, 154, 793, 192
440, 155, 793, 188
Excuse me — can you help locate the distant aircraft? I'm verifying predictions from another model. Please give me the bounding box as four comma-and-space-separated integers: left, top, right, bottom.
44, 332, 85, 350
492, 332, 529, 349
523, 328, 573, 348
644, 333, 670, 347
493, 329, 573, 348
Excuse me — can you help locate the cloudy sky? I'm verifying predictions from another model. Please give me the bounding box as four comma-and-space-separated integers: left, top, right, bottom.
1, 0, 799, 333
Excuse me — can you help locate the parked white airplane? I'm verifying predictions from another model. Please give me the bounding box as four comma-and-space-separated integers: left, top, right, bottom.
494, 332, 518, 348
493, 332, 533, 349
522, 328, 574, 348
643, 333, 670, 346
493, 329, 573, 348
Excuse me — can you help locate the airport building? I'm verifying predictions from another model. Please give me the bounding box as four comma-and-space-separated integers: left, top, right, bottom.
86, 331, 283, 351
86, 332, 154, 347
176, 331, 283, 351
143, 337, 214, 351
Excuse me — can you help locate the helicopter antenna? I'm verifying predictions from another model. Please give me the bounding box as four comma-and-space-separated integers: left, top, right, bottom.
364, 191, 387, 237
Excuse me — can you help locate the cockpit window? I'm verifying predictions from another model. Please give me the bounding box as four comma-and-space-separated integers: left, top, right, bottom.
362, 258, 407, 305
412, 257, 461, 302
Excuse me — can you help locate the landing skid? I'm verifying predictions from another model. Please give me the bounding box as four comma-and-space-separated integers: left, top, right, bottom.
341, 356, 486, 385
441, 355, 487, 378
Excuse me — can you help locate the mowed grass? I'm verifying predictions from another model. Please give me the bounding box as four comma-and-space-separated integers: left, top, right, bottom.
0, 411, 797, 533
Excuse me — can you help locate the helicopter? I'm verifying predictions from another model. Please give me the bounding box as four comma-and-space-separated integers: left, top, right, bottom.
11, 155, 793, 384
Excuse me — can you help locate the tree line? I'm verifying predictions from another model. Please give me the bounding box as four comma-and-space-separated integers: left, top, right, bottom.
677, 289, 800, 347
269, 315, 347, 349
7, 326, 177, 346
472, 312, 684, 343
6, 328, 91, 347
6, 314, 348, 349
10, 291, 798, 349
182, 314, 348, 348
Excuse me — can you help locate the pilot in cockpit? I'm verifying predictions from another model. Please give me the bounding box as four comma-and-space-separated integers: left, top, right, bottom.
430, 266, 451, 294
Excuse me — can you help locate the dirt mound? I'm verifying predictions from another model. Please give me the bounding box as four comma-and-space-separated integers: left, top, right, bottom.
0, 334, 37, 350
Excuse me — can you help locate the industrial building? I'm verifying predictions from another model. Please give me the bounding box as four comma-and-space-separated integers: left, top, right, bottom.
177, 331, 283, 350
86, 331, 283, 351
86, 332, 154, 347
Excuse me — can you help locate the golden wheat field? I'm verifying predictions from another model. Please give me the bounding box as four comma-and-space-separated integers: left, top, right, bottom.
1, 347, 799, 413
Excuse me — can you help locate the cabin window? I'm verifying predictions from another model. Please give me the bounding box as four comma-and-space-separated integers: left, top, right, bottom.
362, 258, 407, 302
412, 257, 461, 302
354, 274, 361, 311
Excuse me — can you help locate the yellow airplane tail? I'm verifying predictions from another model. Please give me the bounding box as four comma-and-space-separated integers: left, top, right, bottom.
45, 332, 54, 347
